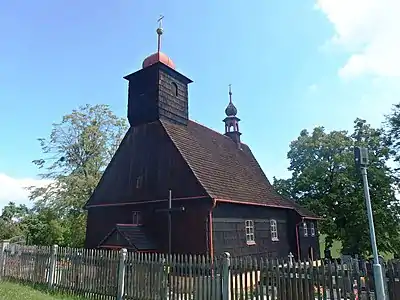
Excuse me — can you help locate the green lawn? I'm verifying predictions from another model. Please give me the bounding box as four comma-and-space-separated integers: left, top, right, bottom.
319, 234, 343, 258
319, 234, 394, 260
0, 282, 83, 300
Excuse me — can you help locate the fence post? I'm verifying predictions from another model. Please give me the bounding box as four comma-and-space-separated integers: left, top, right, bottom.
117, 248, 127, 300
288, 252, 294, 267
381, 259, 389, 299
0, 240, 10, 279
161, 257, 168, 300
221, 252, 231, 300
48, 244, 58, 289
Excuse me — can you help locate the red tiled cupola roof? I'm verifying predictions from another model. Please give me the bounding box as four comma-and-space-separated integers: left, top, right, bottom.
142, 16, 175, 70
142, 52, 175, 69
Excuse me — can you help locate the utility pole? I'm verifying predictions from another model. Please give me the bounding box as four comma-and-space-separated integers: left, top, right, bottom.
354, 147, 386, 300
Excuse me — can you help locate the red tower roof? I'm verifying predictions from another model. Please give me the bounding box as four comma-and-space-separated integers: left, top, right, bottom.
142, 51, 175, 69
142, 16, 175, 70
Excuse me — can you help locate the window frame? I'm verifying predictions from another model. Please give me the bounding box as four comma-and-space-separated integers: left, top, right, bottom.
132, 211, 142, 226
303, 222, 308, 237
171, 82, 178, 96
310, 222, 315, 237
245, 220, 255, 245
270, 219, 279, 241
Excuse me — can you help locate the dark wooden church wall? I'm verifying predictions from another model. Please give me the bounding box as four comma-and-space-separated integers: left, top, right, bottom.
126, 62, 192, 127
142, 200, 210, 255
211, 203, 290, 259
86, 120, 209, 250
153, 127, 208, 201
286, 210, 299, 259
286, 211, 321, 261
86, 200, 210, 253
127, 66, 159, 127
158, 69, 189, 125
85, 205, 135, 248
87, 121, 207, 206
298, 220, 320, 260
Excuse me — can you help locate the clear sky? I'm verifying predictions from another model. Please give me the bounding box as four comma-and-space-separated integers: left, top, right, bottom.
1, 0, 399, 208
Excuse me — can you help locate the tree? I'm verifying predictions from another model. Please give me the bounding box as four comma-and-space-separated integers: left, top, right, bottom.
24, 207, 65, 246
274, 119, 400, 256
0, 202, 30, 241
28, 104, 128, 247
385, 103, 400, 178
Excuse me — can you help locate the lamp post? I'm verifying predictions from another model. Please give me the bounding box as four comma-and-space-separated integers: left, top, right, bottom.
354, 147, 386, 300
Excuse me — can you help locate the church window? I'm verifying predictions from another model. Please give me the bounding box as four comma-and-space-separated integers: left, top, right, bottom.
245, 220, 255, 244
270, 219, 279, 241
304, 222, 308, 237
171, 82, 178, 96
133, 211, 142, 225
310, 223, 315, 237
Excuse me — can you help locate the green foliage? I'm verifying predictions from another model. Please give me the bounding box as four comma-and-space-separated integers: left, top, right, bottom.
24, 208, 65, 246
385, 103, 400, 178
274, 118, 400, 257
0, 202, 30, 241
25, 104, 128, 247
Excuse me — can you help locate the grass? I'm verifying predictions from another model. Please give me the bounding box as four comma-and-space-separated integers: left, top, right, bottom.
319, 234, 394, 261
319, 234, 343, 258
0, 281, 84, 300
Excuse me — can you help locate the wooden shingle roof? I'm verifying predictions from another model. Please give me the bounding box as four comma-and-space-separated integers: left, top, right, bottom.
98, 224, 157, 251
161, 119, 318, 219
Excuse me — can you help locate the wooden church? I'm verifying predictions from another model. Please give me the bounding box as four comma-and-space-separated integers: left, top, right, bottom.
84, 21, 320, 260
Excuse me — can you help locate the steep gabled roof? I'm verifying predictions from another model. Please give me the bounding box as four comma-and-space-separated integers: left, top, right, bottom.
161, 119, 318, 219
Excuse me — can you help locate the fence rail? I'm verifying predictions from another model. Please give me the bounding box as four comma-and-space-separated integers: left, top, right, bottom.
1, 241, 400, 300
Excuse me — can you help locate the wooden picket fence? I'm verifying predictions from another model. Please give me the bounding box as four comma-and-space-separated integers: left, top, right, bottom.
2, 242, 400, 300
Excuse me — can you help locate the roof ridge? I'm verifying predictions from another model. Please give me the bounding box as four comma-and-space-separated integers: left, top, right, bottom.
160, 120, 213, 199
115, 227, 136, 248
189, 119, 249, 146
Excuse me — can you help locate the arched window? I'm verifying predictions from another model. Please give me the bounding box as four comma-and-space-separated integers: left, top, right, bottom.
270, 219, 278, 241
171, 82, 178, 96
310, 223, 315, 237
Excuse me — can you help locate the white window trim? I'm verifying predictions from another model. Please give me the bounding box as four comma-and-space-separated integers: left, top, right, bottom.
270, 219, 279, 241
133, 211, 142, 226
310, 223, 315, 237
304, 222, 308, 237
245, 220, 255, 244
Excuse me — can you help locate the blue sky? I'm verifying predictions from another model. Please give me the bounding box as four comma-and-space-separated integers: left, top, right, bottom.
1, 0, 399, 207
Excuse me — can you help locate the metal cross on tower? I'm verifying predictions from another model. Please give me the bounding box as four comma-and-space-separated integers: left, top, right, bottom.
155, 190, 185, 254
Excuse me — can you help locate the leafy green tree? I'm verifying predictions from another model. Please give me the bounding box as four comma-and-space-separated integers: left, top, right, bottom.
385, 103, 400, 177
274, 119, 400, 256
28, 104, 128, 247
0, 202, 30, 241
24, 208, 65, 246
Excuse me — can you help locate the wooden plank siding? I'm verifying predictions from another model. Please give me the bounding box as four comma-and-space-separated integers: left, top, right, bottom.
211, 202, 320, 260
85, 120, 210, 251
211, 202, 291, 259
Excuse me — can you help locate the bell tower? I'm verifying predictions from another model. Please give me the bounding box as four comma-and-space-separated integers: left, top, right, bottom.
124, 16, 193, 127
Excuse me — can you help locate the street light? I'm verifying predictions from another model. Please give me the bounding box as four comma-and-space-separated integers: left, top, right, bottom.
354, 146, 386, 300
